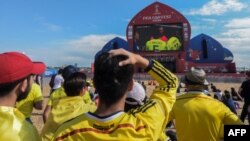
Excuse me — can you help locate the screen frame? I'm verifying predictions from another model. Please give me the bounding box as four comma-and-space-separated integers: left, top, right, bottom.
133, 23, 184, 52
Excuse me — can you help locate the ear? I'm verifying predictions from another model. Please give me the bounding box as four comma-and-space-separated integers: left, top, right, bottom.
128, 80, 134, 91
80, 86, 88, 96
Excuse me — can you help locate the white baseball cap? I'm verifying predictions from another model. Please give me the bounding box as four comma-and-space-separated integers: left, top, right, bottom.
125, 82, 146, 105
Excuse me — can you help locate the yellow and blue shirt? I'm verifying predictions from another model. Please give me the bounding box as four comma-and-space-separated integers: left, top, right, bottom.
52, 60, 178, 141
41, 96, 96, 141
0, 106, 40, 141
16, 83, 43, 118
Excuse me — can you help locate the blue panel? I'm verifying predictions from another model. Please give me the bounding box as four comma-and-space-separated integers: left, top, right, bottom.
95, 37, 130, 59
43, 68, 57, 77
187, 34, 233, 63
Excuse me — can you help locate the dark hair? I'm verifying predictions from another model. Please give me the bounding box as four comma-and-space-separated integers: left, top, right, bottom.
58, 68, 63, 74
0, 76, 29, 97
62, 65, 78, 80
64, 72, 87, 96
224, 90, 231, 99
214, 94, 219, 100
94, 52, 134, 107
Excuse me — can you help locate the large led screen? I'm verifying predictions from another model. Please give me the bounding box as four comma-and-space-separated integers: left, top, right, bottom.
133, 23, 183, 52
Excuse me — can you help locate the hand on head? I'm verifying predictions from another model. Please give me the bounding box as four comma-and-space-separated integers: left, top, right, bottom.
109, 48, 149, 68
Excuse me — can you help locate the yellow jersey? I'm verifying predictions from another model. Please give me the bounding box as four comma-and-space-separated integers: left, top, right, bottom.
82, 91, 92, 103
169, 92, 244, 141
47, 87, 92, 107
52, 60, 178, 141
16, 83, 43, 118
0, 106, 40, 141
41, 96, 96, 141
47, 87, 66, 106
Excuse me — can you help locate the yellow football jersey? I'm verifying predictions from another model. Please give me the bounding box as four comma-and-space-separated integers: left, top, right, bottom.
47, 87, 66, 106
52, 60, 178, 141
169, 92, 244, 141
41, 96, 96, 141
47, 87, 92, 107
0, 106, 40, 141
16, 83, 43, 118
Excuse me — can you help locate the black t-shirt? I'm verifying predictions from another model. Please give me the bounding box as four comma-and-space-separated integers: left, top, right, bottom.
240, 79, 250, 104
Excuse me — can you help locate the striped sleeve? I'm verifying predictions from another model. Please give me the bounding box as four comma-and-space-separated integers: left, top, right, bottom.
147, 60, 178, 110
147, 60, 178, 89
142, 60, 178, 140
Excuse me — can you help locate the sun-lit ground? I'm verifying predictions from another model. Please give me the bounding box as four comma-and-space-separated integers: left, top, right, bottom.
31, 80, 247, 133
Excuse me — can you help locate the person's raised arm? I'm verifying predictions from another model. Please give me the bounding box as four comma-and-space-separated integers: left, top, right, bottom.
110, 49, 178, 140
43, 105, 51, 123
109, 48, 178, 107
109, 49, 149, 69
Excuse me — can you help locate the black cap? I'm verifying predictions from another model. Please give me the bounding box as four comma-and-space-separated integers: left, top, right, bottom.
62, 65, 78, 80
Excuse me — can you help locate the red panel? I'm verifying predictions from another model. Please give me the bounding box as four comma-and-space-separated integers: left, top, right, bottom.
176, 59, 186, 73
226, 63, 236, 73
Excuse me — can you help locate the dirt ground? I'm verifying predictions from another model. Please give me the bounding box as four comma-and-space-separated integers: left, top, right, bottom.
31, 81, 246, 133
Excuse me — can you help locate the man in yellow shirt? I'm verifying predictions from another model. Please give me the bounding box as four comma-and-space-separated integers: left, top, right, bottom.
41, 72, 96, 141
16, 82, 43, 123
169, 67, 244, 141
0, 52, 45, 141
52, 48, 178, 141
43, 86, 93, 123
43, 65, 78, 123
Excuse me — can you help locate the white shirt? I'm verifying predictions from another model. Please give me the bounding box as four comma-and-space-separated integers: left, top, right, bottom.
214, 91, 223, 100
53, 74, 64, 90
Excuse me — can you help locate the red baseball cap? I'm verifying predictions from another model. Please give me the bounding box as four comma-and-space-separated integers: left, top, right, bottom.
0, 52, 46, 84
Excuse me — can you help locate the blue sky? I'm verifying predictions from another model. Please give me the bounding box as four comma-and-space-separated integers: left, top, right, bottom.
0, 0, 250, 68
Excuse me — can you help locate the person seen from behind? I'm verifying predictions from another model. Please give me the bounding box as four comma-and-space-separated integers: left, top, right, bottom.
231, 87, 243, 101
222, 90, 237, 115
124, 81, 177, 141
51, 68, 64, 93
41, 72, 96, 141
238, 71, 250, 124
43, 65, 92, 123
168, 67, 244, 141
15, 80, 43, 123
124, 81, 147, 112
43, 66, 76, 123
214, 89, 222, 101
52, 48, 178, 141
0, 52, 45, 141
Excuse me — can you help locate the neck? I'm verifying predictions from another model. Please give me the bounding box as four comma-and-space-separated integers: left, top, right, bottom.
187, 85, 204, 92
0, 92, 17, 107
187, 89, 204, 92
94, 96, 126, 117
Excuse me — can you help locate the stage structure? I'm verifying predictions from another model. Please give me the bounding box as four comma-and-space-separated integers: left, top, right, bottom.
126, 1, 191, 73
126, 2, 236, 73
